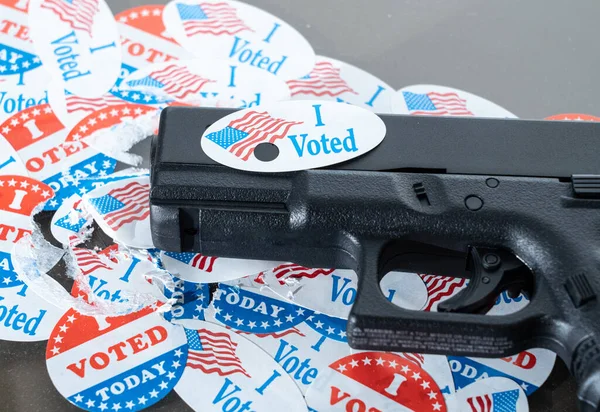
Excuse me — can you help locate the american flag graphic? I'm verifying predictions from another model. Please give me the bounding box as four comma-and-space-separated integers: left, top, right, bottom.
87, 181, 150, 231
185, 328, 250, 377
402, 91, 474, 116
400, 352, 425, 367
467, 389, 520, 412
176, 2, 251, 37
256, 264, 335, 285
164, 252, 218, 272
65, 95, 124, 114
420, 274, 467, 311
72, 246, 112, 275
126, 64, 214, 100
41, 0, 99, 36
287, 61, 357, 97
238, 327, 305, 339
204, 111, 303, 161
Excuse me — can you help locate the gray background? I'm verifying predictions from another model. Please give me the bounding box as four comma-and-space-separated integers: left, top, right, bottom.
2, 0, 595, 411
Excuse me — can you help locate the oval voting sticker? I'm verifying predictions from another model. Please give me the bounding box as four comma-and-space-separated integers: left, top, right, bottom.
163, 0, 315, 80
28, 0, 122, 97
263, 267, 427, 319
83, 174, 152, 248
116, 5, 192, 70
306, 352, 447, 412
0, 81, 51, 124
0, 0, 46, 86
46, 306, 188, 412
392, 85, 517, 118
174, 319, 308, 412
0, 281, 67, 341
207, 282, 351, 394
0, 175, 53, 289
202, 101, 386, 172
160, 250, 284, 284
0, 104, 117, 211
445, 377, 528, 412
121, 59, 291, 108
546, 113, 600, 121
287, 56, 394, 113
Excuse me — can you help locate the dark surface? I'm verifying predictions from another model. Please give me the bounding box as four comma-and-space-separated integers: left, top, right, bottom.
2, 0, 597, 411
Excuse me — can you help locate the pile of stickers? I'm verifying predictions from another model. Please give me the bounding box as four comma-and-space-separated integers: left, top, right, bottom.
1, 0, 598, 410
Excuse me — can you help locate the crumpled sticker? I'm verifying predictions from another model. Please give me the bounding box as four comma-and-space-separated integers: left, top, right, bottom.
175, 319, 308, 412
46, 306, 188, 412
445, 377, 528, 412
287, 55, 394, 113
207, 283, 352, 395
305, 351, 448, 412
0, 103, 117, 211
50, 193, 93, 246
260, 267, 428, 319
82, 174, 152, 249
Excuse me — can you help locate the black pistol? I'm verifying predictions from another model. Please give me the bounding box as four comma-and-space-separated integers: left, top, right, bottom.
150, 106, 600, 411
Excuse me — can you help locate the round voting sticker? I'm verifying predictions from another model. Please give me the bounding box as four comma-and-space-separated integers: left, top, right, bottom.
0, 175, 53, 289
287, 56, 394, 113
263, 267, 427, 319
445, 377, 528, 412
392, 84, 517, 118
46, 307, 187, 412
160, 250, 284, 284
546, 113, 600, 121
157, 273, 210, 323
121, 59, 291, 108
0, 104, 116, 211
306, 352, 447, 412
201, 100, 386, 172
0, 134, 26, 176
175, 319, 308, 412
50, 194, 92, 245
163, 0, 315, 80
115, 5, 192, 70
0, 81, 51, 124
83, 174, 152, 248
0, 279, 67, 341
28, 0, 122, 97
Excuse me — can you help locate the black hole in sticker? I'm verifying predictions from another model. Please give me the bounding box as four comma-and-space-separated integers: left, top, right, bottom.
254, 143, 279, 162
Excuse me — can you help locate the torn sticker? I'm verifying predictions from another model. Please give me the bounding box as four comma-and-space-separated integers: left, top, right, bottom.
287, 56, 394, 113
28, 0, 122, 97
50, 194, 92, 245
163, 0, 315, 80
0, 103, 117, 211
445, 377, 528, 412
392, 84, 517, 118
262, 267, 427, 319
82, 174, 152, 249
46, 306, 188, 411
305, 351, 447, 412
121, 58, 291, 108
174, 319, 308, 411
160, 250, 284, 284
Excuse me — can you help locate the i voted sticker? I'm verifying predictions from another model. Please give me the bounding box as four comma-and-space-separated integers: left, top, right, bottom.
263, 267, 427, 319
0, 81, 51, 124
116, 5, 192, 70
202, 101, 386, 172
287, 56, 394, 113
392, 85, 517, 118
28, 0, 122, 97
0, 134, 26, 175
0, 175, 53, 289
0, 280, 67, 341
163, 0, 315, 80
82, 174, 152, 248
160, 250, 284, 284
157, 272, 210, 323
0, 104, 116, 210
0, 0, 46, 86
175, 319, 308, 412
445, 377, 528, 412
305, 352, 447, 412
207, 282, 351, 394
121, 59, 290, 108
46, 306, 188, 411
546, 113, 600, 121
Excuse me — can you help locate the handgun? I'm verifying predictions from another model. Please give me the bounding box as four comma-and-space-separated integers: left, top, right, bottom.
150, 106, 600, 411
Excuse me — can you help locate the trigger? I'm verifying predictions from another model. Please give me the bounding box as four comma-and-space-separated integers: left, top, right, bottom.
437, 247, 532, 314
